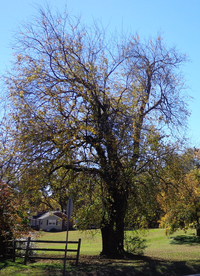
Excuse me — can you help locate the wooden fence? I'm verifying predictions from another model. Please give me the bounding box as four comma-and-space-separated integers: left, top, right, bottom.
5, 237, 81, 266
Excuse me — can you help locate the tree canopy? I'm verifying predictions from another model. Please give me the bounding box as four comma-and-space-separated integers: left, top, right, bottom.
4, 7, 189, 257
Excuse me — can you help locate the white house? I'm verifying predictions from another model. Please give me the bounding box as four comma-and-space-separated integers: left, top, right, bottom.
30, 211, 73, 231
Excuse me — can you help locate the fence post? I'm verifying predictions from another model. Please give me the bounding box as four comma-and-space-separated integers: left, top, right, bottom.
75, 239, 81, 266
4, 240, 8, 260
24, 237, 31, 265
13, 240, 16, 262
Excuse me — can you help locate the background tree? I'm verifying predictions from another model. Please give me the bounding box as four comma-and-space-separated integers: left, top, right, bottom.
158, 148, 200, 236
0, 116, 32, 256
0, 181, 30, 257
5, 7, 189, 257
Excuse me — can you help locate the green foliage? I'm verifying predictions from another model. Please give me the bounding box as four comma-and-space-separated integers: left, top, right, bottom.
158, 149, 200, 236
125, 172, 163, 229
124, 232, 147, 255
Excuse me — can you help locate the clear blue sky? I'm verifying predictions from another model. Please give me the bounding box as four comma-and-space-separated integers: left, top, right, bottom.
1, 0, 200, 146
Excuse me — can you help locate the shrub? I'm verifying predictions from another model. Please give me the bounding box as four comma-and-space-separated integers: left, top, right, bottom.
124, 232, 147, 255
15, 238, 37, 257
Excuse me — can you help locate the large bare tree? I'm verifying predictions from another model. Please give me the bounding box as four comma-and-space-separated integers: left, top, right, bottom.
5, 7, 189, 257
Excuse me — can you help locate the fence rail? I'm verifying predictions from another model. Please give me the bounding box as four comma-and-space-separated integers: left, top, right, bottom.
5, 237, 81, 266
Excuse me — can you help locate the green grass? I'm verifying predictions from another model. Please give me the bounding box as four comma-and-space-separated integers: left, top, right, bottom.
145, 228, 200, 261
35, 229, 102, 255
36, 228, 200, 261
1, 228, 200, 275
0, 259, 64, 276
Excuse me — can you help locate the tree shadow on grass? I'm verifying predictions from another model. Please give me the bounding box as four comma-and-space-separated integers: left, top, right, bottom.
1, 256, 200, 276
63, 255, 200, 276
170, 234, 200, 245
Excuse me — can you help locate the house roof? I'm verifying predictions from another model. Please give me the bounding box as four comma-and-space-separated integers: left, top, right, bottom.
54, 211, 68, 220
38, 211, 60, 220
33, 211, 47, 219
36, 211, 68, 220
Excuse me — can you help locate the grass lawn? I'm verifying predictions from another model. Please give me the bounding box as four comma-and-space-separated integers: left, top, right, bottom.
36, 229, 102, 256
1, 228, 200, 275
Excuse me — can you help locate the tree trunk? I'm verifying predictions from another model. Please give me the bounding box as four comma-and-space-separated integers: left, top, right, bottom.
196, 228, 200, 237
100, 196, 127, 258
100, 221, 125, 257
